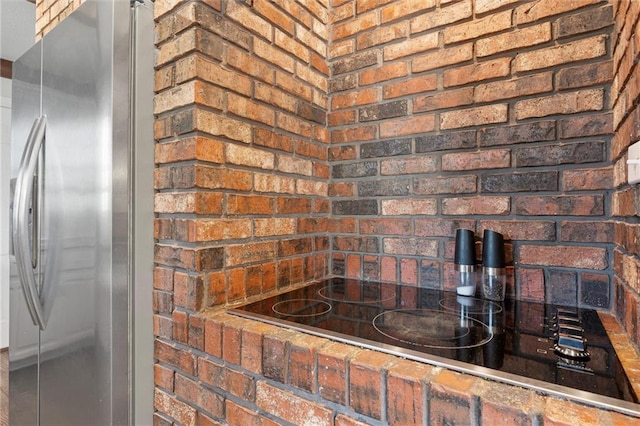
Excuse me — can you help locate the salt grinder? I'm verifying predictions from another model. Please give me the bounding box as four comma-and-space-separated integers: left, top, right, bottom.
481, 230, 506, 301
454, 229, 477, 296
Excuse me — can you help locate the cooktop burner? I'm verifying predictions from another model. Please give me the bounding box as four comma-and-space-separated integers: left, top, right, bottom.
229, 278, 639, 414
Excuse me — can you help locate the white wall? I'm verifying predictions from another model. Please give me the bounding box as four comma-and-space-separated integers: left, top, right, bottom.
1, 76, 11, 348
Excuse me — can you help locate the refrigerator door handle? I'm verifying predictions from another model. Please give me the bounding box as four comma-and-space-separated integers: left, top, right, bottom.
12, 114, 47, 330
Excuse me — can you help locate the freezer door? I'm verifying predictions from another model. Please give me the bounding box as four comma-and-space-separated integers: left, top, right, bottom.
9, 39, 41, 426
37, 1, 122, 424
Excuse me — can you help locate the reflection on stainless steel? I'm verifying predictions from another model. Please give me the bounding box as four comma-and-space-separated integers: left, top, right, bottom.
230, 278, 640, 418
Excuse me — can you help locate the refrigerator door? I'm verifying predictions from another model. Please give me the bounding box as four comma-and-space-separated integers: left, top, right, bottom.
38, 1, 119, 424
9, 39, 41, 426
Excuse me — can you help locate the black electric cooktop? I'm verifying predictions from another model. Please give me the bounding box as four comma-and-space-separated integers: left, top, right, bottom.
229, 278, 640, 415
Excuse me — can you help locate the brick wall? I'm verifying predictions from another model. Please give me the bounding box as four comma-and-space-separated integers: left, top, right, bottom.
153, 0, 331, 329
35, 0, 83, 38
611, 0, 640, 349
328, 0, 616, 310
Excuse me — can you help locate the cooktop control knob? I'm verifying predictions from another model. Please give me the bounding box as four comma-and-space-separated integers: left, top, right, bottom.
551, 308, 590, 360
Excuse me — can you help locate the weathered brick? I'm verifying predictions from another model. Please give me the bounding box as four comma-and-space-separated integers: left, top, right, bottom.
332, 50, 378, 75
515, 89, 604, 120
333, 200, 379, 215
256, 382, 333, 425
514, 35, 607, 72
478, 23, 551, 58
443, 10, 512, 44
332, 87, 380, 109
414, 87, 474, 113
414, 176, 477, 195
333, 9, 377, 40
416, 130, 476, 152
520, 245, 608, 270
441, 104, 508, 130
359, 100, 408, 122
563, 167, 613, 191
381, 156, 438, 175
515, 195, 604, 216
380, 114, 436, 138
357, 22, 408, 50
516, 0, 601, 25
559, 113, 613, 139
557, 5, 613, 38
361, 138, 412, 158
349, 350, 393, 419
475, 72, 553, 103
383, 73, 437, 99
333, 161, 378, 178
443, 58, 511, 88
410, 0, 471, 33
154, 389, 197, 426
561, 221, 614, 243
514, 141, 605, 167
556, 61, 612, 90
478, 121, 555, 147
412, 43, 474, 73
383, 32, 439, 61
482, 171, 558, 193
479, 220, 556, 241
358, 179, 410, 196
442, 196, 510, 215
442, 149, 510, 171
381, 0, 435, 23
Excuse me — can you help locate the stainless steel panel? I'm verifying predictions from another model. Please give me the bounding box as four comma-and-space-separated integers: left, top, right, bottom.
9, 40, 42, 426
38, 1, 114, 423
131, 1, 155, 424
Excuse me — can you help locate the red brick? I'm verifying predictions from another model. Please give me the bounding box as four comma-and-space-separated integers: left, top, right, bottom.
440, 104, 508, 130
515, 195, 604, 216
443, 10, 512, 44
414, 87, 474, 113
154, 364, 175, 391
515, 89, 604, 120
517, 268, 545, 301
477, 23, 551, 57
514, 35, 607, 72
442, 149, 510, 171
154, 339, 196, 375
175, 374, 225, 418
475, 72, 553, 103
430, 370, 477, 425
349, 350, 393, 419
332, 10, 377, 40
520, 245, 608, 270
225, 400, 280, 426
516, 0, 600, 25
387, 359, 432, 425
356, 22, 408, 50
380, 114, 436, 138
443, 58, 511, 88
256, 382, 333, 425
381, 0, 436, 23
383, 74, 437, 99
410, 1, 471, 33
479, 220, 555, 241
412, 43, 473, 73
154, 389, 197, 426
172, 310, 189, 344
442, 196, 510, 216
384, 32, 439, 61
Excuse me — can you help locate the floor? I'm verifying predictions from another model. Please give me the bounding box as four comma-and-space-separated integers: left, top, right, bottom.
1, 348, 7, 426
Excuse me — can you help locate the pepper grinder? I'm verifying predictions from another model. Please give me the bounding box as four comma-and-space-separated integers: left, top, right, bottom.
454, 228, 477, 296
482, 230, 506, 301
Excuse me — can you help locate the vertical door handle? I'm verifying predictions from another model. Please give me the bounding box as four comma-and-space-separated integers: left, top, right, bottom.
12, 115, 47, 330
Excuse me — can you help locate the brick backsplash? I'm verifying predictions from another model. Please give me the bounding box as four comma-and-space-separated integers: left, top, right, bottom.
327, 0, 615, 309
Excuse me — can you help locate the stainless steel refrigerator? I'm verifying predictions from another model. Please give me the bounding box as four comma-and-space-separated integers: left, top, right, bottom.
9, 0, 154, 424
